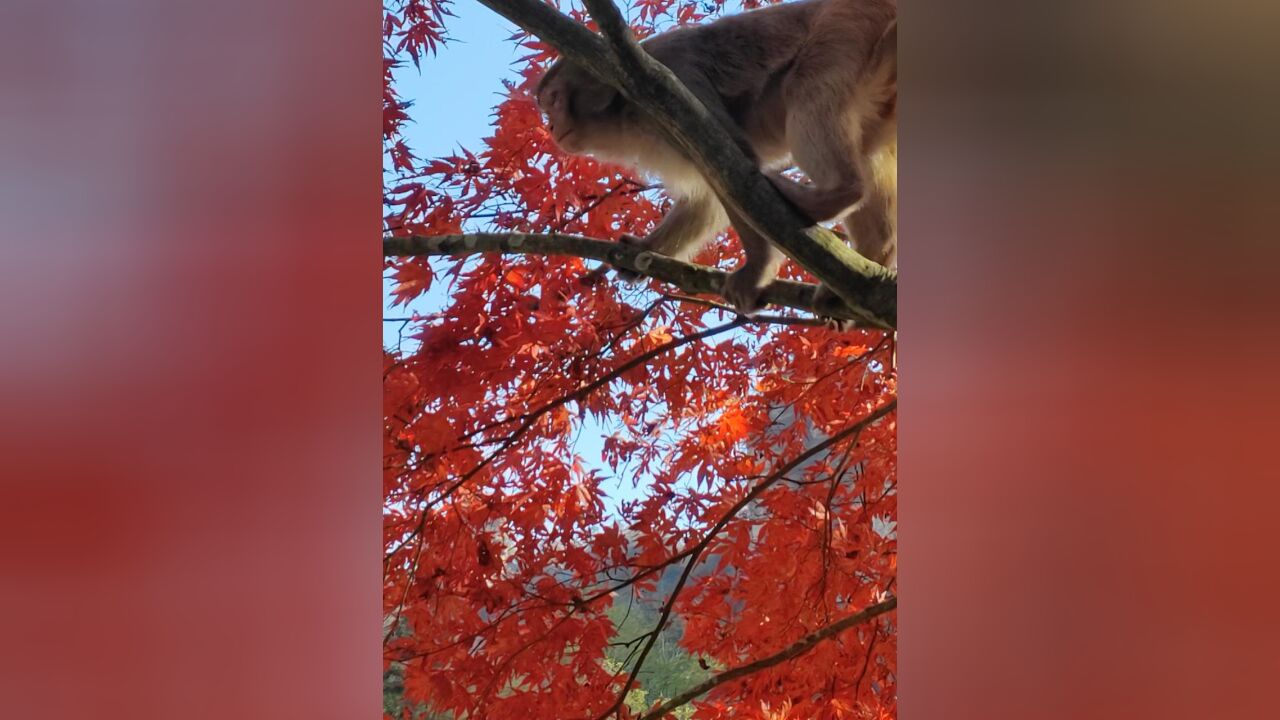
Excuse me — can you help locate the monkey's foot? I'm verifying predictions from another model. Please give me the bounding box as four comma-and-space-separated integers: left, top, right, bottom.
811, 283, 860, 331
723, 268, 770, 315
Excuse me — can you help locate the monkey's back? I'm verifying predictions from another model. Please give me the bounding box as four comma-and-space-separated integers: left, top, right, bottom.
639, 0, 896, 164
640, 1, 823, 97
640, 1, 895, 91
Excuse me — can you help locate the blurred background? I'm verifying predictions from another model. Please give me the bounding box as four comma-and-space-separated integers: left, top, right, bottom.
2, 0, 1278, 717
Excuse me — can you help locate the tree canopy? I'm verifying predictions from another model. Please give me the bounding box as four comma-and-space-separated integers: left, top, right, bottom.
382, 2, 898, 718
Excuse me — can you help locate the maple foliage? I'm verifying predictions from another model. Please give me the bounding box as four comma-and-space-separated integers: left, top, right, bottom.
383, 2, 897, 719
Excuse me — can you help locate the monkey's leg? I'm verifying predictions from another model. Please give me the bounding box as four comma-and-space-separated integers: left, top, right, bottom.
811, 177, 896, 326
843, 175, 896, 269
777, 6, 897, 225
765, 169, 863, 225
722, 207, 785, 315
616, 191, 726, 281
778, 100, 872, 224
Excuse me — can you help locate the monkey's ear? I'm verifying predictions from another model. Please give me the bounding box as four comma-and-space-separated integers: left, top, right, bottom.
576, 80, 619, 115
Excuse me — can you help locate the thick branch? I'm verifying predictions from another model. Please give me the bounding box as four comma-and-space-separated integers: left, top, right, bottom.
478, 0, 615, 68
474, 0, 897, 327
638, 596, 898, 720
384, 232, 887, 327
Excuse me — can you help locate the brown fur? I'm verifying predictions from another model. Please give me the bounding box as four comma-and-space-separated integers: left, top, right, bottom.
537, 0, 897, 313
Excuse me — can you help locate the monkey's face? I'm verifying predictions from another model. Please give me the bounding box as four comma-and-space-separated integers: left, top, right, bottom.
535, 61, 625, 156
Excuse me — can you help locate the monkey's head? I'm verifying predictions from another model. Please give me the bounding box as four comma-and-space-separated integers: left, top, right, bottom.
535, 60, 630, 157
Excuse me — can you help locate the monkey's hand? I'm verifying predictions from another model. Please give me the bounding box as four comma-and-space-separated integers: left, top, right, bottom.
811, 283, 860, 331
615, 233, 652, 283
723, 265, 772, 315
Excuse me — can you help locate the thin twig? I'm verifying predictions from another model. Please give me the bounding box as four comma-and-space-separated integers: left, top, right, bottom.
595, 399, 897, 719
637, 596, 897, 720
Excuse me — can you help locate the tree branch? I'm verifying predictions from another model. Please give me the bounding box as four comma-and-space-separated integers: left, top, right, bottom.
596, 399, 897, 719
384, 232, 889, 328
473, 0, 897, 327
637, 596, 898, 720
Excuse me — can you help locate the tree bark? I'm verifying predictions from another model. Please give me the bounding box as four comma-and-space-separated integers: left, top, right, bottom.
384, 233, 892, 328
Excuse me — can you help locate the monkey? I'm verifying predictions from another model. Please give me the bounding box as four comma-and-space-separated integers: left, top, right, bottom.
536, 0, 897, 314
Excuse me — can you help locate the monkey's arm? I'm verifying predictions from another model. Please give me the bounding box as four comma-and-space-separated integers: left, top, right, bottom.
620, 190, 787, 316
617, 191, 726, 281
625, 191, 726, 259
654, 67, 789, 314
